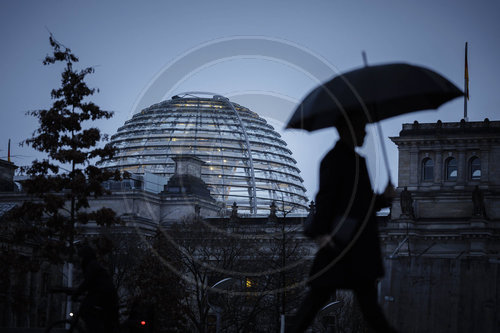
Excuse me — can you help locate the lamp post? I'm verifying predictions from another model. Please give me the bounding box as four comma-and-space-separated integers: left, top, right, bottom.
318, 301, 343, 332
207, 278, 235, 333
65, 239, 82, 326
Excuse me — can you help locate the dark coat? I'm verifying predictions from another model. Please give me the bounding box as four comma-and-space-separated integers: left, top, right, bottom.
307, 140, 388, 289
77, 248, 119, 331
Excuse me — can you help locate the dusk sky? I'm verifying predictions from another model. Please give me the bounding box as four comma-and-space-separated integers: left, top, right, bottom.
1, 0, 499, 199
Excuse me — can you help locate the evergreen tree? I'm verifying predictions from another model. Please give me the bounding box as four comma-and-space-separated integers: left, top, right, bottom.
12, 35, 121, 263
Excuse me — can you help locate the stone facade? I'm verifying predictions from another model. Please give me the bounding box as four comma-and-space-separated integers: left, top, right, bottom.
0, 156, 223, 328
0, 156, 312, 330
0, 160, 16, 192
380, 119, 500, 332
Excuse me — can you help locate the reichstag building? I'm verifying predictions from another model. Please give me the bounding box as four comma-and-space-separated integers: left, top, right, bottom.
98, 93, 308, 215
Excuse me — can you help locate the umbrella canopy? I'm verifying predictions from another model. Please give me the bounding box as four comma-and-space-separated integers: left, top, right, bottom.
287, 63, 463, 131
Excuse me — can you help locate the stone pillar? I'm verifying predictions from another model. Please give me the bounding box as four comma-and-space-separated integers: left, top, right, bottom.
434, 149, 442, 185
409, 146, 419, 187
480, 145, 489, 185
457, 149, 466, 188
397, 147, 409, 187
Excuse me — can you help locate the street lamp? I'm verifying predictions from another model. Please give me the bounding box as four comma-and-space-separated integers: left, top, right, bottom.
318, 301, 343, 332
207, 278, 236, 333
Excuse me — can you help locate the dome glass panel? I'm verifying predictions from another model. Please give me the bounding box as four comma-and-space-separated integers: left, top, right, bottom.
99, 94, 308, 214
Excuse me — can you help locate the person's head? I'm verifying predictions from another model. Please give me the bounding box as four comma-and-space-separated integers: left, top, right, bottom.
335, 115, 368, 147
78, 244, 97, 269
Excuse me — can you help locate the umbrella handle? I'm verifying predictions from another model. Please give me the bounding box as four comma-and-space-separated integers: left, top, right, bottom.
375, 121, 393, 186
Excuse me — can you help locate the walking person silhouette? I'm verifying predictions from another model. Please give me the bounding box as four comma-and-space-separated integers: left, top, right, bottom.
290, 116, 398, 333
74, 244, 119, 333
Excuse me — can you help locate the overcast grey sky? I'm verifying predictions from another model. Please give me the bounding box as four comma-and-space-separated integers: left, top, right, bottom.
1, 0, 499, 199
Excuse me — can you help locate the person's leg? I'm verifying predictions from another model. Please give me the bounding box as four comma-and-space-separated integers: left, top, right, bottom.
80, 309, 107, 333
353, 282, 398, 333
79, 300, 109, 333
289, 286, 333, 333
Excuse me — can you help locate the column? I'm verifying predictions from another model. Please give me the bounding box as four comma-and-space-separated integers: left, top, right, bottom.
409, 145, 419, 187
434, 149, 442, 185
480, 145, 489, 184
457, 149, 466, 188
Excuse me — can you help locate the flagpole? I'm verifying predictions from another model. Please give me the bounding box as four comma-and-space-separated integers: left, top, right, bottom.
362, 50, 368, 67
464, 42, 469, 121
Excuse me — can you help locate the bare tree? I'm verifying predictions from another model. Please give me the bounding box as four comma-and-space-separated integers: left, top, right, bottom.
257, 200, 310, 331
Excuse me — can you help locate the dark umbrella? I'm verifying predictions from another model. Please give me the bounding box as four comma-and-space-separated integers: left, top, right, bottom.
286, 62, 463, 183
286, 63, 463, 131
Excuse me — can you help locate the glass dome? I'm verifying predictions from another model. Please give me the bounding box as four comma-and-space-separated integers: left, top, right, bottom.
99, 93, 308, 214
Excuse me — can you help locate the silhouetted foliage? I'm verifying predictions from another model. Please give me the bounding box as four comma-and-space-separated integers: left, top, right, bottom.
10, 35, 121, 264
123, 227, 190, 332
129, 214, 309, 333
258, 201, 310, 331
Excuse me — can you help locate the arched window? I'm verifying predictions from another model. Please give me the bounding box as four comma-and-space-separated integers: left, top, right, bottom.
470, 157, 481, 180
445, 157, 457, 180
422, 158, 434, 181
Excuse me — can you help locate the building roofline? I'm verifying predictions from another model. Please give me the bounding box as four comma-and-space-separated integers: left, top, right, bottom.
390, 118, 499, 143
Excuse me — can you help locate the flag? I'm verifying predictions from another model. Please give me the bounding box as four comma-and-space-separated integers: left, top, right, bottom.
465, 42, 469, 100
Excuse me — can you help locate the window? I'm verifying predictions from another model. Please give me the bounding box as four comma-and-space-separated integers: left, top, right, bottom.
470, 157, 481, 180
445, 157, 457, 180
422, 158, 434, 181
